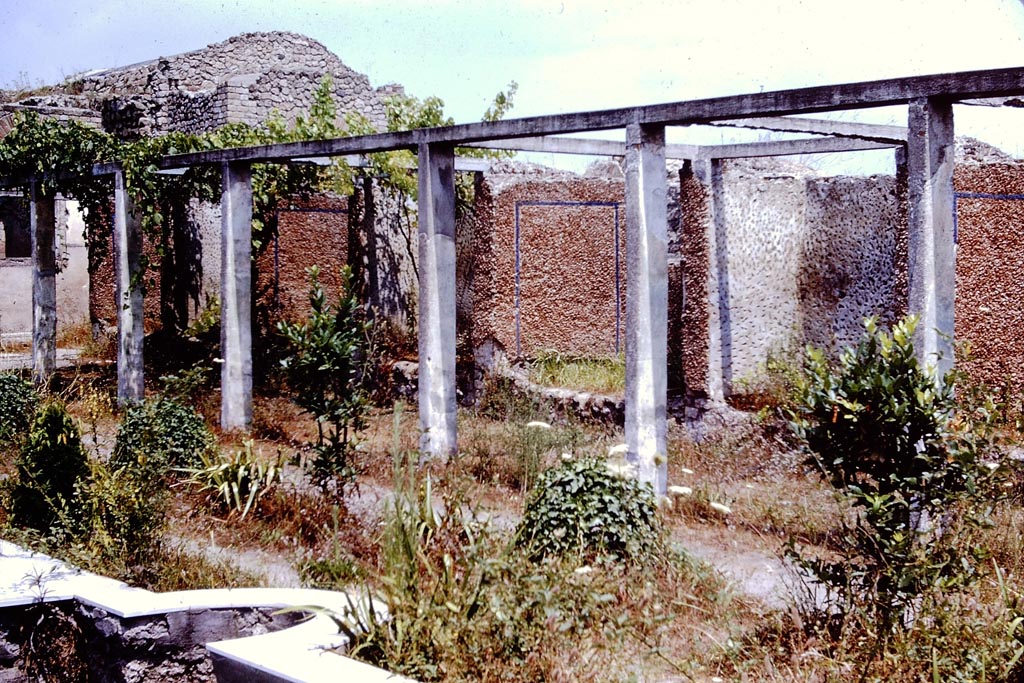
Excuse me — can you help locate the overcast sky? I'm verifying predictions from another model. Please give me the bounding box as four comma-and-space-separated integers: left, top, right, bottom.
3, 0, 1024, 172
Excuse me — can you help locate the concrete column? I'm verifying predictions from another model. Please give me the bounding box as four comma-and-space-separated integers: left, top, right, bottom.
114, 169, 144, 404
30, 183, 57, 387
624, 122, 668, 496
416, 143, 457, 459
220, 162, 253, 431
906, 97, 955, 377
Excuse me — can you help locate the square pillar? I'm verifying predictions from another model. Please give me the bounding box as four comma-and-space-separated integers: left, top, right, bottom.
683, 158, 728, 404
220, 162, 253, 431
624, 122, 668, 496
30, 183, 57, 387
906, 97, 955, 377
416, 143, 457, 459
114, 169, 144, 404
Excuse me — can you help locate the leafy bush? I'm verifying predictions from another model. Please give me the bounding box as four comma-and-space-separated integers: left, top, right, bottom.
111, 396, 216, 478
0, 372, 38, 443
78, 461, 166, 572
11, 403, 90, 535
278, 266, 370, 491
182, 440, 285, 518
514, 457, 662, 564
337, 456, 711, 683
790, 316, 996, 631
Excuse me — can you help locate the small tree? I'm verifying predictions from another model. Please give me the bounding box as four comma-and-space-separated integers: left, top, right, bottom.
0, 372, 38, 444
278, 266, 370, 491
791, 316, 994, 633
12, 403, 90, 536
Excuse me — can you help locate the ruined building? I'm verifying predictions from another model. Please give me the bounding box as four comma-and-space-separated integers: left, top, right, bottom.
3, 33, 1024, 408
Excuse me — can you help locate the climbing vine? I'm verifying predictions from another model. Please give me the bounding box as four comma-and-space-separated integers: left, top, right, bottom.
0, 76, 517, 329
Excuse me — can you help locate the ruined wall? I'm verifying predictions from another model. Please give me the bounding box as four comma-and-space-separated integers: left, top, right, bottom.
0, 198, 89, 341
470, 166, 627, 360
681, 158, 901, 397
0, 601, 295, 683
256, 194, 350, 326
953, 141, 1024, 390
82, 32, 398, 137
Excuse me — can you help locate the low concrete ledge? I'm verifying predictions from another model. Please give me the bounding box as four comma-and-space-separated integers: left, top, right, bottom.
209, 614, 416, 683
0, 540, 414, 683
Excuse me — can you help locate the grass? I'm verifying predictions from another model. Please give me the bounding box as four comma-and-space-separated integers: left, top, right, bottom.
528, 350, 625, 395
5, 364, 1024, 682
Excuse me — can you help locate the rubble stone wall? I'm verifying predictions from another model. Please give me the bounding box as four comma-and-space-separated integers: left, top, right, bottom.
81, 32, 397, 136
679, 159, 901, 396
469, 168, 628, 360
953, 157, 1024, 391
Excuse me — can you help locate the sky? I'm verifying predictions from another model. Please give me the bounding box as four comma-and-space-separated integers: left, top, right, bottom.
3, 0, 1024, 173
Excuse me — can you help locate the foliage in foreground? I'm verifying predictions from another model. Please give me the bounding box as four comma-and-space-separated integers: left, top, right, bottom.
110, 396, 216, 479
0, 372, 38, 443
790, 316, 1001, 636
278, 266, 370, 492
338, 457, 719, 683
514, 457, 662, 564
11, 403, 90, 535
182, 440, 286, 518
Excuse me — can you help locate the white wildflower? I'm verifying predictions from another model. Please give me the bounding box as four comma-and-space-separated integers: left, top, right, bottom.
560, 452, 573, 461
574, 566, 593, 575
606, 462, 638, 479
668, 485, 693, 496
709, 502, 732, 515
681, 467, 695, 475
525, 420, 551, 430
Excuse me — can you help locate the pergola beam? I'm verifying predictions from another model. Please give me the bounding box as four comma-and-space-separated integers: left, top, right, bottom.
707, 116, 908, 143
140, 65, 1023, 169
463, 135, 898, 160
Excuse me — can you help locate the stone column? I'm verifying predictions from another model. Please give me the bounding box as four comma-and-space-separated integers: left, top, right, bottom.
624, 122, 668, 496
416, 143, 457, 459
906, 97, 955, 377
220, 162, 253, 431
114, 169, 144, 404
686, 158, 728, 404
30, 183, 56, 387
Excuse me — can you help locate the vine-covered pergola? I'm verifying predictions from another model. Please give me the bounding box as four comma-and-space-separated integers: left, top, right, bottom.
5, 66, 1024, 495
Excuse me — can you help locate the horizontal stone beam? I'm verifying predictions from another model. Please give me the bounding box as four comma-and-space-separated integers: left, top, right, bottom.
149, 65, 1024, 168
695, 136, 899, 159
0, 65, 1020, 187
464, 135, 897, 160
708, 116, 908, 143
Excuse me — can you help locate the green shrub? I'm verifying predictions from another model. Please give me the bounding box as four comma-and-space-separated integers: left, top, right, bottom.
11, 403, 89, 535
790, 315, 996, 632
0, 372, 38, 443
111, 397, 216, 478
78, 461, 166, 571
182, 440, 285, 518
514, 457, 662, 564
278, 266, 370, 491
